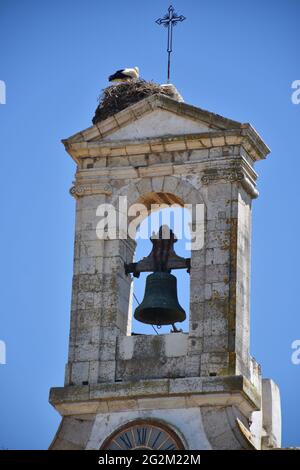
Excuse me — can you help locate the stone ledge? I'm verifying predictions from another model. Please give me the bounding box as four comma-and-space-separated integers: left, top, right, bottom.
64, 128, 269, 163
72, 156, 259, 199
49, 375, 260, 417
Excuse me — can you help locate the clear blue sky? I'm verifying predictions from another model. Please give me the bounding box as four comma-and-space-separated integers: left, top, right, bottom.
0, 0, 299, 449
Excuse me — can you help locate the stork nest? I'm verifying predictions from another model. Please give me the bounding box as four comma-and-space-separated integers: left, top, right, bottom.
92, 80, 175, 124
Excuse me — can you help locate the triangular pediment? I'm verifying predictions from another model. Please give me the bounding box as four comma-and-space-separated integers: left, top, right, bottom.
65, 94, 243, 145
101, 108, 215, 141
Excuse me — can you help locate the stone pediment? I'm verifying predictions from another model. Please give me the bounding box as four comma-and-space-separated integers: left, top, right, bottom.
100, 108, 216, 141
62, 93, 270, 163
64, 94, 242, 145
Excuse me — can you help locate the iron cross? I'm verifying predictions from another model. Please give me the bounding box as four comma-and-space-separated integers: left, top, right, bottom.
156, 5, 186, 83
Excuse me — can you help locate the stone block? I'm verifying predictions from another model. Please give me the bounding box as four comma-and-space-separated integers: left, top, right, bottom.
261, 379, 281, 448
206, 183, 231, 203
211, 137, 226, 147
108, 399, 138, 412
191, 253, 205, 269
99, 342, 117, 362
57, 416, 94, 448
190, 320, 203, 336
149, 143, 167, 156
137, 396, 187, 410
159, 151, 173, 163
203, 334, 228, 353
200, 137, 212, 147
78, 273, 102, 293
173, 151, 190, 163
108, 155, 129, 167
136, 177, 152, 195
185, 355, 201, 376
74, 340, 100, 362
205, 264, 229, 283
77, 292, 94, 309
201, 407, 232, 438
88, 361, 99, 384
98, 360, 116, 382
190, 282, 205, 303
165, 333, 188, 357
209, 147, 223, 158
203, 318, 212, 336
211, 318, 227, 335
165, 141, 187, 152
188, 337, 203, 355
148, 153, 161, 165
163, 175, 179, 193
206, 230, 230, 250
117, 336, 134, 360
212, 281, 229, 299
189, 301, 205, 322
77, 257, 96, 274
128, 154, 148, 166
189, 149, 209, 161
71, 361, 89, 384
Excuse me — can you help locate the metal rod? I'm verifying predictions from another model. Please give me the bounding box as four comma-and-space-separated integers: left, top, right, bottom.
156, 5, 186, 83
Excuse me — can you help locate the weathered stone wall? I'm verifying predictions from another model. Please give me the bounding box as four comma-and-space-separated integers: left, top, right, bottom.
116, 334, 188, 381
65, 139, 259, 387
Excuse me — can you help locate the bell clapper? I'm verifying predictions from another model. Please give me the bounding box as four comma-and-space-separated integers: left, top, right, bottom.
171, 324, 183, 333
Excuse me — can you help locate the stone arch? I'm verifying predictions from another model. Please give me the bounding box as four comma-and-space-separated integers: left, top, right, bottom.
131, 203, 192, 335
99, 417, 186, 450
110, 175, 207, 337
111, 175, 206, 246
111, 175, 205, 210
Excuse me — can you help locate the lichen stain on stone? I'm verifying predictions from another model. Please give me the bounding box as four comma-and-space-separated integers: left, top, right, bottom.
206, 298, 229, 317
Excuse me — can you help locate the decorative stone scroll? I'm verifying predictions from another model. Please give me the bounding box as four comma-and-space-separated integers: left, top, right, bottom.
201, 167, 258, 199
201, 169, 244, 185
70, 182, 112, 198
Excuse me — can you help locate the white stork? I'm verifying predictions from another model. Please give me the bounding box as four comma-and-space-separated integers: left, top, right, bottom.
108, 66, 139, 83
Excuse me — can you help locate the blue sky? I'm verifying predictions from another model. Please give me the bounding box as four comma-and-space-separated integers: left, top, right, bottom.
0, 0, 299, 449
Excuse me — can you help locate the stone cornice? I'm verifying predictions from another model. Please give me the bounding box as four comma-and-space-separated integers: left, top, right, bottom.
64, 128, 269, 165
71, 156, 259, 199
49, 375, 260, 418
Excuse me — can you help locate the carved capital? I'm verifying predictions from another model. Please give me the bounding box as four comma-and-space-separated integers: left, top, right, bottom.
70, 183, 112, 198
201, 167, 259, 199
201, 169, 244, 185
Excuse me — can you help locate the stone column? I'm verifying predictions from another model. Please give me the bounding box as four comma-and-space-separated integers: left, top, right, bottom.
65, 186, 135, 386
187, 162, 257, 380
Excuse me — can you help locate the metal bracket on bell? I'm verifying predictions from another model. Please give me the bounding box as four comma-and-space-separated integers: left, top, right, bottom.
124, 225, 191, 278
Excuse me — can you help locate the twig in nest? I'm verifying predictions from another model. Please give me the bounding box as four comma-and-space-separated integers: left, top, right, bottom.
92, 80, 175, 124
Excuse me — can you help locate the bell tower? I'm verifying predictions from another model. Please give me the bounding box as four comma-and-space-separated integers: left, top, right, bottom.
49, 83, 281, 450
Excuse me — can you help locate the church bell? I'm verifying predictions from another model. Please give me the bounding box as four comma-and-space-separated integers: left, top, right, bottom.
134, 271, 186, 326
125, 225, 190, 327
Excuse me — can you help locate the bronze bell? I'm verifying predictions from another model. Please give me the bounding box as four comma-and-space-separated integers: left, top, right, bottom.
134, 271, 186, 326
125, 225, 190, 327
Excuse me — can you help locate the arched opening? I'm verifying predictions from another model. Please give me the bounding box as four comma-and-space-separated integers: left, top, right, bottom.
129, 196, 191, 336
100, 419, 185, 450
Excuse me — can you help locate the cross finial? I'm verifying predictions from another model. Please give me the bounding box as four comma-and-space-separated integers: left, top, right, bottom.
156, 5, 186, 83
